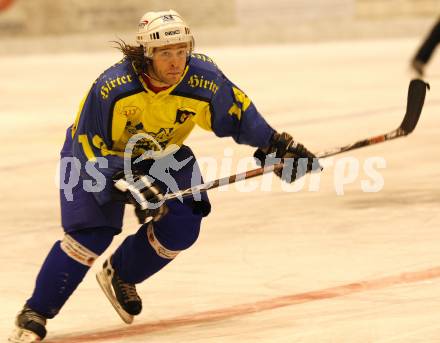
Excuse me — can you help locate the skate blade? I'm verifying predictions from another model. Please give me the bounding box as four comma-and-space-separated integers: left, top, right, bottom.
96, 269, 134, 324
8, 327, 41, 343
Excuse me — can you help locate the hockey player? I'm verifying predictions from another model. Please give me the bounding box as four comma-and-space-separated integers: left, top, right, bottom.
9, 9, 320, 342
411, 17, 440, 77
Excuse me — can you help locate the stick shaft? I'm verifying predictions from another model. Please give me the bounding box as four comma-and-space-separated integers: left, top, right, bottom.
164, 79, 428, 201
164, 128, 400, 201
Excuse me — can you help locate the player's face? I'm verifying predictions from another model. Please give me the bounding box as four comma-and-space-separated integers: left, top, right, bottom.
150, 43, 189, 85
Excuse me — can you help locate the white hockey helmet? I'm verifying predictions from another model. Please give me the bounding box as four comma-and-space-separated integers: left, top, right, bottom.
136, 10, 194, 59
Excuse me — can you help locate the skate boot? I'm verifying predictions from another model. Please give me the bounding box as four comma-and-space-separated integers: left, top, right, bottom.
411, 59, 425, 78
96, 256, 142, 324
9, 305, 47, 342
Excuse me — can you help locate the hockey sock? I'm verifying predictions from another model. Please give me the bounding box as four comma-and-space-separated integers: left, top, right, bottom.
112, 199, 202, 284
111, 224, 172, 284
26, 227, 116, 318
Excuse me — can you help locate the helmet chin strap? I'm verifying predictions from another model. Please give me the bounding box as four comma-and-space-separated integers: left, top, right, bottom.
144, 62, 171, 86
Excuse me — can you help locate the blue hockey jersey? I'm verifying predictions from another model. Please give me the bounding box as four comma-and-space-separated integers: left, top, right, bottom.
70, 53, 275, 204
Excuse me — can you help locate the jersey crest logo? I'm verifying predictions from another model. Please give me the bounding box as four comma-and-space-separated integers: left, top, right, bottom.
128, 128, 174, 155
126, 120, 144, 135
145, 128, 174, 149
175, 108, 196, 124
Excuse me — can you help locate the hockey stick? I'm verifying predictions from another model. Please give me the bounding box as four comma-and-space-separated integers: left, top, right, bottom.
164, 79, 429, 201
315, 79, 429, 158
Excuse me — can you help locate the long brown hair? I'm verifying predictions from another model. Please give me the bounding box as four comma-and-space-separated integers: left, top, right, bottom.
113, 39, 148, 73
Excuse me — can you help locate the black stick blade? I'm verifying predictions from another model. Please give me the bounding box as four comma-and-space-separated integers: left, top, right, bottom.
400, 79, 429, 134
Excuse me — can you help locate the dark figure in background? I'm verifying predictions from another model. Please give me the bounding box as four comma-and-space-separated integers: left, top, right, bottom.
411, 18, 440, 77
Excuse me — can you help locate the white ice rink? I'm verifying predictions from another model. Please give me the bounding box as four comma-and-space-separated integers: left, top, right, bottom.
1, 38, 440, 342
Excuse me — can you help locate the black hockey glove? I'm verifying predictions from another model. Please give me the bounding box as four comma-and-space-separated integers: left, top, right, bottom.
112, 171, 168, 224
254, 131, 322, 183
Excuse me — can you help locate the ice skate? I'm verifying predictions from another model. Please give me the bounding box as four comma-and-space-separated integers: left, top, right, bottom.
96, 257, 142, 324
411, 59, 425, 78
8, 306, 47, 342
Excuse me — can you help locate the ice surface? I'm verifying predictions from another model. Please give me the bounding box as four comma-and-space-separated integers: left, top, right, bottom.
1, 38, 440, 342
